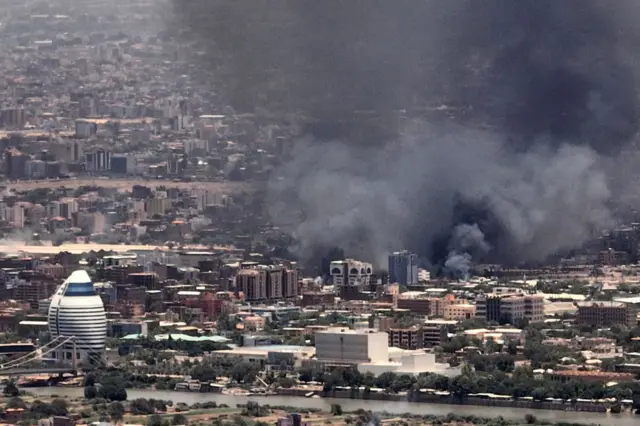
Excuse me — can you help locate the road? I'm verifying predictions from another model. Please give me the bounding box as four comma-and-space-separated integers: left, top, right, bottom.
2, 179, 253, 192
0, 242, 236, 254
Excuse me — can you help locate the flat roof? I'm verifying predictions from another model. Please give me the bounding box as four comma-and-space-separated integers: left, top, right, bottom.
121, 333, 230, 343
19, 321, 48, 326
317, 328, 383, 335
424, 319, 458, 325
576, 301, 628, 308
214, 345, 314, 356
614, 296, 640, 304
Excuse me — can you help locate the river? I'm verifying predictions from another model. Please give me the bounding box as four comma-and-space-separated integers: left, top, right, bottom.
25, 387, 636, 426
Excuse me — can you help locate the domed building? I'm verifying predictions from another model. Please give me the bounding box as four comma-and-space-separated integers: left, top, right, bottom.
48, 270, 107, 363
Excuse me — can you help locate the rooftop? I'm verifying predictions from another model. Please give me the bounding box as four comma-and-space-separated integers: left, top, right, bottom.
318, 327, 383, 335
121, 334, 231, 343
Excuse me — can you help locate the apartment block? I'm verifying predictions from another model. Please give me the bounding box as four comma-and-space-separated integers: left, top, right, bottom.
423, 320, 455, 347
282, 269, 299, 299
576, 302, 637, 328
388, 326, 423, 349
444, 303, 476, 321
236, 269, 267, 302
397, 294, 444, 316
476, 293, 545, 324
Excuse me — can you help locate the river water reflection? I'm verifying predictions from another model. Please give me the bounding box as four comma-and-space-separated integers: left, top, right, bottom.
27, 387, 636, 426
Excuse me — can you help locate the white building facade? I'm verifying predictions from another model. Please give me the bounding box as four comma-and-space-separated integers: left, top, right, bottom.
315, 328, 388, 363
48, 270, 107, 363
329, 259, 373, 288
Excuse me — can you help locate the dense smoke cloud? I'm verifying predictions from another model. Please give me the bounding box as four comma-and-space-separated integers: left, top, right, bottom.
173, 0, 640, 271
270, 126, 612, 268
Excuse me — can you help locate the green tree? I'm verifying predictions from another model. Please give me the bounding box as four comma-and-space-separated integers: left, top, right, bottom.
131, 398, 155, 415
50, 399, 69, 416
331, 404, 343, 415
374, 371, 397, 389
84, 385, 98, 400
83, 374, 96, 387
98, 376, 128, 401
449, 375, 475, 401
147, 414, 166, 426
531, 387, 549, 402
172, 413, 188, 425
313, 371, 326, 383
30, 400, 55, 418
6, 397, 26, 409
191, 364, 217, 382
231, 415, 248, 426
108, 401, 125, 422
240, 401, 269, 417
231, 362, 258, 383
3, 380, 19, 397
298, 367, 313, 383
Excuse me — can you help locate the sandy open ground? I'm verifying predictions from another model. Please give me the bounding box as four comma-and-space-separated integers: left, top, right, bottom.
0, 242, 236, 255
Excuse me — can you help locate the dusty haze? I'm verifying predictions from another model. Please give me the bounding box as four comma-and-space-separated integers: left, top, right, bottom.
173, 0, 640, 272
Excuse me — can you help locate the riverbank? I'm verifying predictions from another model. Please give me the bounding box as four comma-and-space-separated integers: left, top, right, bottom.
18, 377, 633, 416
25, 387, 639, 426
0, 394, 618, 426
273, 387, 622, 413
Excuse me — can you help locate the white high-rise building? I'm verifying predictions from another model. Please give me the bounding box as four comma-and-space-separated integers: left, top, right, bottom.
330, 259, 373, 287
315, 328, 388, 363
48, 270, 107, 363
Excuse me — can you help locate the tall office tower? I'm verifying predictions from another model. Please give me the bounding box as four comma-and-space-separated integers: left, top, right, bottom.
48, 270, 107, 363
388, 251, 419, 285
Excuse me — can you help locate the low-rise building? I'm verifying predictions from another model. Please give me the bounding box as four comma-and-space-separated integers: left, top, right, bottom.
423, 319, 455, 347
476, 293, 544, 323
310, 327, 455, 376
315, 328, 388, 364
576, 302, 637, 328
213, 345, 315, 371
444, 303, 476, 321
388, 326, 423, 349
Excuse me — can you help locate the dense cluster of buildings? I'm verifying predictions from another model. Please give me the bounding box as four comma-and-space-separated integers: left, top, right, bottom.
0, 0, 295, 257
0, 242, 638, 375
4, 2, 640, 400
0, 1, 290, 185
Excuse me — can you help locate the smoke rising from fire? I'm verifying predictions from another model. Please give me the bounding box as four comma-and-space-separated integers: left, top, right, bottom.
172, 0, 640, 272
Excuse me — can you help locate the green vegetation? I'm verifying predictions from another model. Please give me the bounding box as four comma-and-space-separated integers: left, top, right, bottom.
239, 401, 269, 417
315, 364, 635, 403
3, 381, 19, 397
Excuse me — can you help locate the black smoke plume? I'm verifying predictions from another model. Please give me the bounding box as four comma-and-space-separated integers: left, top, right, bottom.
172, 0, 640, 272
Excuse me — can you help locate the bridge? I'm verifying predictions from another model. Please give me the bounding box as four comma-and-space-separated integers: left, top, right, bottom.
0, 336, 106, 377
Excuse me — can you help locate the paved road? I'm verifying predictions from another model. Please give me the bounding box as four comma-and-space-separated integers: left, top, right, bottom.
0, 242, 236, 254
2, 179, 252, 192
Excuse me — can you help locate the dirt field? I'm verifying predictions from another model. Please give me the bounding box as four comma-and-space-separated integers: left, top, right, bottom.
0, 242, 236, 254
